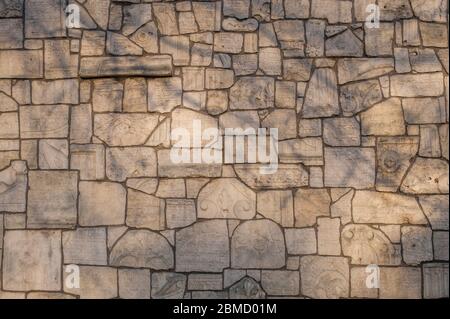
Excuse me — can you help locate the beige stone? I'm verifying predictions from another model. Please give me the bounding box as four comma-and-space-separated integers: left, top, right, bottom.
420, 22, 448, 47
70, 104, 92, 144
235, 164, 309, 189
62, 228, 107, 265
0, 113, 18, 139
38, 139, 68, 169
32, 79, 79, 105
401, 226, 433, 265
323, 118, 360, 146
338, 58, 394, 84
106, 147, 157, 182
353, 191, 427, 224
423, 263, 449, 299
261, 271, 300, 296
64, 266, 117, 299
214, 32, 243, 53
81, 31, 105, 56
158, 149, 222, 178
161, 36, 190, 65
257, 190, 294, 227
285, 228, 317, 255
379, 267, 421, 299
361, 98, 405, 136
433, 231, 448, 261
28, 171, 78, 229
79, 182, 126, 226
152, 272, 187, 299
0, 161, 27, 212
148, 78, 182, 113
301, 256, 349, 299
311, 0, 352, 23
166, 199, 197, 229
153, 3, 178, 35
419, 195, 449, 230
45, 40, 78, 79
278, 138, 323, 165
0, 51, 43, 79
20, 105, 69, 138
326, 30, 363, 57
402, 98, 447, 124
205, 69, 235, 89
93, 79, 123, 112
176, 220, 229, 272
119, 269, 151, 299
127, 189, 165, 230
3, 230, 61, 291
231, 219, 285, 269
192, 2, 221, 32
365, 23, 394, 56
229, 277, 265, 299
25, 0, 65, 38
401, 158, 449, 194
130, 22, 158, 54
317, 218, 341, 256
303, 69, 339, 118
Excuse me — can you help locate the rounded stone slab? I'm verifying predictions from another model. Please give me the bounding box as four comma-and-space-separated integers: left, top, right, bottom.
197, 178, 256, 219
110, 230, 174, 270
231, 219, 285, 269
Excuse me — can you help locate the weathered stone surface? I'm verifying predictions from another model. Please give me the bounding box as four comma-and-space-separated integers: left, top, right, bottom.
342, 224, 401, 265
198, 178, 256, 220
353, 191, 427, 224
148, 78, 182, 113
376, 137, 419, 192
106, 32, 142, 56
106, 147, 157, 182
45, 40, 78, 79
419, 195, 449, 230
410, 48, 442, 73
361, 98, 405, 136
0, 18, 22, 49
70, 104, 92, 144
94, 114, 159, 146
311, 0, 352, 23
317, 217, 341, 255
423, 263, 449, 299
303, 69, 339, 118
337, 58, 394, 84
205, 69, 235, 89
110, 229, 173, 269
301, 256, 349, 299
0, 161, 27, 212
403, 98, 447, 124
0, 50, 43, 78
275, 81, 296, 108
420, 22, 448, 47
153, 3, 178, 35
294, 189, 330, 227
351, 266, 378, 298
64, 266, 117, 299
79, 182, 125, 226
433, 231, 448, 261
326, 30, 363, 57
63, 228, 107, 265
32, 79, 79, 105
119, 269, 151, 299
401, 226, 433, 265
261, 271, 300, 296
176, 220, 230, 272
391, 73, 444, 97
262, 109, 297, 140
214, 32, 243, 54
0, 113, 18, 139
223, 0, 249, 18
192, 1, 221, 32
0, 92, 17, 112
3, 230, 61, 291
324, 148, 375, 189
130, 22, 158, 54
158, 149, 222, 178
278, 138, 323, 165
80, 56, 173, 78
231, 219, 285, 269
283, 59, 312, 81
70, 143, 104, 179
20, 105, 69, 138
160, 36, 190, 65
285, 228, 316, 255
323, 118, 360, 146
223, 17, 258, 32
257, 190, 294, 227
0, 0, 23, 18
401, 158, 449, 194
229, 277, 265, 299
38, 139, 68, 169
379, 267, 421, 299
152, 272, 187, 299
122, 4, 152, 36
229, 77, 274, 110
365, 23, 394, 56
378, 0, 413, 20
166, 199, 196, 229
235, 164, 309, 189
28, 171, 78, 228
81, 30, 105, 56
25, 0, 65, 38
127, 189, 165, 230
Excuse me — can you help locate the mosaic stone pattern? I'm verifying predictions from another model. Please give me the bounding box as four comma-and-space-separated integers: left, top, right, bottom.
0, 0, 448, 299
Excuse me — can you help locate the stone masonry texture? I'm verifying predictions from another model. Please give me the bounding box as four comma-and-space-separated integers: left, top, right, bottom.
0, 0, 449, 299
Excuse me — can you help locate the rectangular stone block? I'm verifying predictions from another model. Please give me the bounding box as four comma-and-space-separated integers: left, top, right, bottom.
379, 267, 421, 299
423, 263, 449, 299
32, 79, 79, 104
27, 171, 78, 229
70, 144, 105, 180
391, 73, 444, 97
63, 228, 108, 266
0, 18, 23, 49
20, 105, 69, 138
25, 0, 66, 38
80, 56, 173, 78
45, 40, 78, 79
3, 230, 61, 291
0, 50, 43, 78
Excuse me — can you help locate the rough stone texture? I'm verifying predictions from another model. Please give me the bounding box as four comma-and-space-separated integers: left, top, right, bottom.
0, 0, 447, 299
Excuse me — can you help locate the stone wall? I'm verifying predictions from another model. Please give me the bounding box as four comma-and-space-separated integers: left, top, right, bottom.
0, 0, 448, 299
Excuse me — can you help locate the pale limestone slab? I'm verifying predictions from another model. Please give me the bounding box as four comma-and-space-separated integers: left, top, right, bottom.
324, 148, 375, 189
32, 79, 79, 105
353, 191, 427, 224
401, 158, 449, 194
80, 56, 173, 78
158, 149, 222, 178
301, 256, 349, 299
92, 79, 123, 112
303, 68, 339, 118
166, 199, 197, 229
160, 36, 190, 65
153, 3, 178, 35
0, 18, 23, 49
261, 109, 297, 140
229, 277, 265, 299
25, 0, 66, 38
79, 181, 126, 226
127, 189, 165, 230
148, 77, 182, 113
391, 73, 444, 97
231, 219, 285, 269
285, 228, 317, 255
63, 228, 107, 265
70, 104, 92, 144
84, 0, 110, 30
20, 105, 69, 139
340, 80, 383, 116
38, 139, 68, 169
176, 220, 230, 272
0, 0, 23, 18
0, 112, 18, 139
3, 230, 61, 291
402, 98, 447, 124
0, 50, 43, 78
64, 266, 117, 299
110, 230, 173, 269
119, 269, 151, 299
257, 190, 294, 227
419, 195, 449, 230
278, 138, 323, 165
94, 114, 159, 147
28, 171, 78, 229
401, 226, 433, 265
361, 98, 405, 136
261, 271, 300, 296
317, 217, 341, 256
130, 22, 159, 54
230, 77, 274, 110
379, 267, 421, 299
423, 263, 449, 299
337, 58, 394, 84
311, 0, 352, 23
122, 4, 152, 36
323, 118, 360, 146
44, 40, 78, 79
188, 273, 223, 291
106, 147, 157, 182
152, 272, 186, 299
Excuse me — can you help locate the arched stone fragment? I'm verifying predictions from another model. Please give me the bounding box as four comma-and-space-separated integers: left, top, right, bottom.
176, 220, 230, 272
342, 224, 401, 265
229, 277, 266, 299
110, 230, 173, 270
231, 219, 285, 269
198, 178, 256, 219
